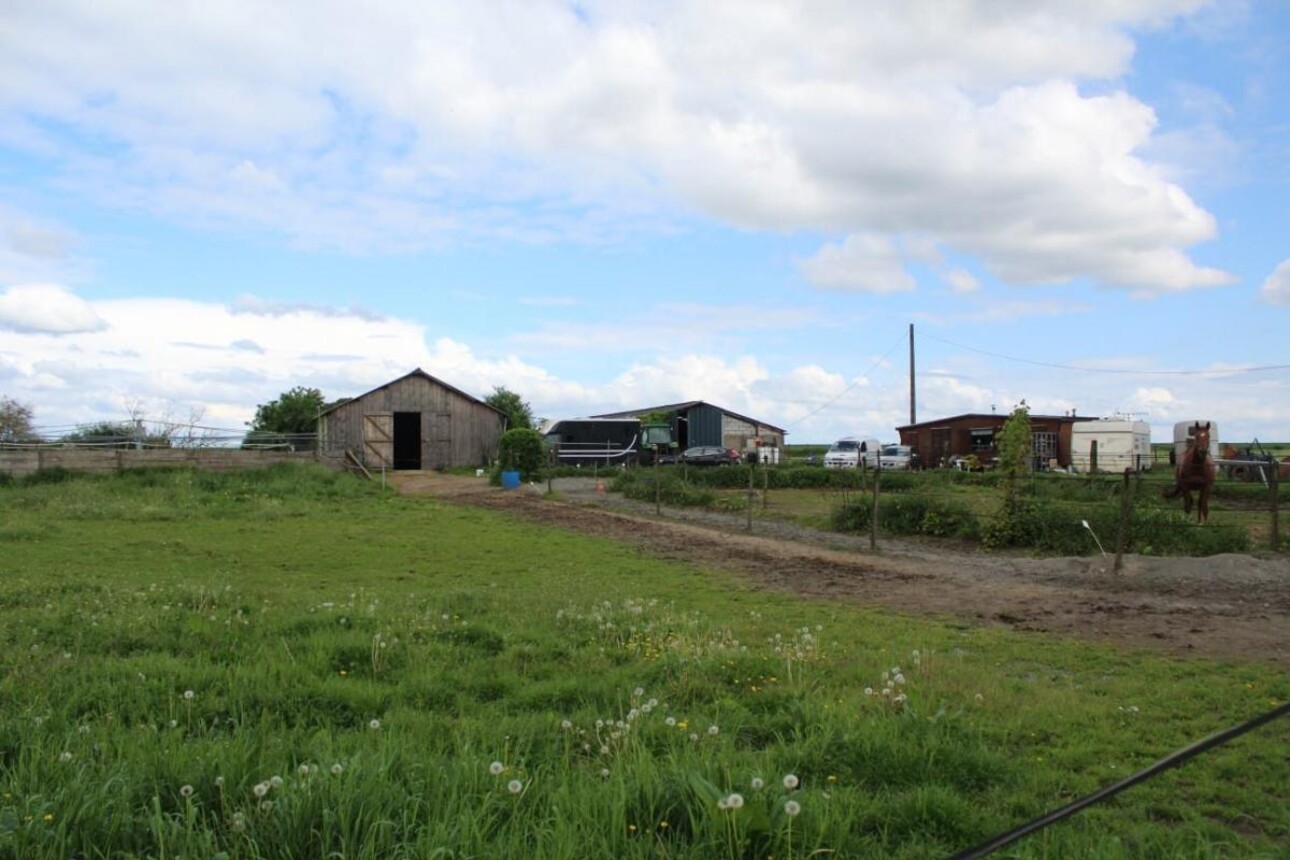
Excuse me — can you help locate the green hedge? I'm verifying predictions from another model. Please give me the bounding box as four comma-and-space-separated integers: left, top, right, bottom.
832, 495, 980, 540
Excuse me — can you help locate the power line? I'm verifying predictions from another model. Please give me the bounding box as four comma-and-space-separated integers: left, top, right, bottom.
784, 332, 906, 429
921, 332, 1290, 377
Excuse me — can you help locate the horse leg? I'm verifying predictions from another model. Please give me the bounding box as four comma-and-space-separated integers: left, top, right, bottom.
1198, 486, 1209, 524
1181, 488, 1193, 517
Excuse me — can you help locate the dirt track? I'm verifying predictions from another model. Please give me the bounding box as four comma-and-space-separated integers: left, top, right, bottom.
395, 473, 1290, 667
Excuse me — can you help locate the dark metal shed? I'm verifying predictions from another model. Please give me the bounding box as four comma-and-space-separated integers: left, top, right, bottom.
593, 401, 786, 451
318, 368, 504, 471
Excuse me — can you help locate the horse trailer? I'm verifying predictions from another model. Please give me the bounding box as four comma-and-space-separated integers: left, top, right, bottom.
1070, 419, 1153, 473
1171, 420, 1219, 464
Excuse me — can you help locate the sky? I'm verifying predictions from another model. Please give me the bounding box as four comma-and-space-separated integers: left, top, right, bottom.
1, 1, 1288, 445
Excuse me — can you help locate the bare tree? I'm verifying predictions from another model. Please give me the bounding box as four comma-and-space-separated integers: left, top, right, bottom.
1, 395, 37, 444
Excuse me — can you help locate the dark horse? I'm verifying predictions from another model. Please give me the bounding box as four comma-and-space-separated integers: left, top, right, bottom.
1163, 421, 1217, 523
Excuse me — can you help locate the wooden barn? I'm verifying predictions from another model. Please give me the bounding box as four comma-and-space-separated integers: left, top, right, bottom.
318, 369, 505, 471
895, 412, 1086, 469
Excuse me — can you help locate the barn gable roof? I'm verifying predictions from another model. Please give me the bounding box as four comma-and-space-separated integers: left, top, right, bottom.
318, 368, 505, 418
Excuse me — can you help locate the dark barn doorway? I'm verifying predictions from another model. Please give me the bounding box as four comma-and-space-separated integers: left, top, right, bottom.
392, 412, 422, 470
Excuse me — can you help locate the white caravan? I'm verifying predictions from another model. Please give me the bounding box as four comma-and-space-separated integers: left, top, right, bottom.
823, 437, 881, 469
1070, 419, 1153, 473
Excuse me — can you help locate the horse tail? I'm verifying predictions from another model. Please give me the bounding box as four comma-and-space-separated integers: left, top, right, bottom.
1161, 483, 1182, 500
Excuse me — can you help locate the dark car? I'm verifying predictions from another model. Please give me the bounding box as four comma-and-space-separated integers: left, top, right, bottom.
679, 445, 741, 466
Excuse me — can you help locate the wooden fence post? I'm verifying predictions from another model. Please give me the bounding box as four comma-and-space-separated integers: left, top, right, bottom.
1114, 468, 1133, 573
1270, 465, 1281, 552
1089, 440, 1098, 476
870, 461, 881, 551
753, 456, 763, 510
654, 449, 661, 515
746, 463, 754, 532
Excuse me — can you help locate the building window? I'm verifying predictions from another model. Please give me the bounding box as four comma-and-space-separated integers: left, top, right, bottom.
969, 428, 994, 451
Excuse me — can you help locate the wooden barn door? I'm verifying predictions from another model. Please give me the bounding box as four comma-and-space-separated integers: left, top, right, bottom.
427, 411, 453, 469
363, 413, 393, 469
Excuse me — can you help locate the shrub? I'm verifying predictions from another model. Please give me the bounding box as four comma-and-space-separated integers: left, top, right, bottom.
833, 495, 979, 539
614, 471, 716, 507
496, 428, 545, 481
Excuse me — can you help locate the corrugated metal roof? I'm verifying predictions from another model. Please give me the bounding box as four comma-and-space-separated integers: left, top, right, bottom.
592, 400, 786, 434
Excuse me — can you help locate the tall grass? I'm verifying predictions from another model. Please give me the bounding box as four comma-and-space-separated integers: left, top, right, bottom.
0, 466, 1286, 858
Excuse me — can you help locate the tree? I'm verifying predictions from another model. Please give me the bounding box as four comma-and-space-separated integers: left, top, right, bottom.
0, 396, 36, 443
484, 386, 535, 431
247, 387, 326, 434
995, 401, 1033, 508
496, 428, 545, 480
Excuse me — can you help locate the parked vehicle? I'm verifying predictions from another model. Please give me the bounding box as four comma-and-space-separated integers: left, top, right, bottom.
679, 445, 741, 467
823, 436, 881, 469
543, 418, 675, 467
878, 444, 917, 470
1070, 419, 1153, 473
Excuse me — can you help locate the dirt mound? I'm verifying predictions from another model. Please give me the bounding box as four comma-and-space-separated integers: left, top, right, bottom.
394, 473, 1290, 665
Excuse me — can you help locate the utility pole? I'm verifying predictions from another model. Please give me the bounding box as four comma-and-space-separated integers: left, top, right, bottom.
909, 323, 916, 426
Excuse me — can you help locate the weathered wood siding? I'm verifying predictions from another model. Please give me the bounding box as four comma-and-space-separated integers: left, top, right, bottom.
320, 373, 503, 469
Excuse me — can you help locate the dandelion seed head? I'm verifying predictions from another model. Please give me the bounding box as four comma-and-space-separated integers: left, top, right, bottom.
751, 777, 765, 790
707, 725, 719, 736
180, 784, 194, 798
600, 768, 610, 778
298, 764, 311, 776
560, 719, 572, 730
633, 686, 645, 697
664, 716, 676, 727
269, 775, 283, 788
183, 690, 195, 700
783, 774, 799, 789
330, 763, 343, 775
58, 751, 72, 763
726, 793, 744, 809
215, 776, 224, 787
785, 800, 802, 816
489, 761, 505, 776
369, 719, 381, 730
507, 779, 523, 794
253, 782, 269, 798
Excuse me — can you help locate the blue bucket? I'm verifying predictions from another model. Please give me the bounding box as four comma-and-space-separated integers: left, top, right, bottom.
500, 470, 521, 489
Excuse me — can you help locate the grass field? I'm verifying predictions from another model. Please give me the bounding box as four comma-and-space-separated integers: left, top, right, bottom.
1, 465, 1287, 858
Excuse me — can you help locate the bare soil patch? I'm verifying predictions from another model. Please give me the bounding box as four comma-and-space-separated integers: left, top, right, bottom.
392, 472, 1290, 666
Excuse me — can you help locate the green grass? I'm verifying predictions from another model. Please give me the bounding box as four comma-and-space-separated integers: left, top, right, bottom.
0, 465, 1287, 858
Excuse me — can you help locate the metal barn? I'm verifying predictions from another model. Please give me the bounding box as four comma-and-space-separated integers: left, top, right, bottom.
592, 401, 786, 452
318, 369, 505, 471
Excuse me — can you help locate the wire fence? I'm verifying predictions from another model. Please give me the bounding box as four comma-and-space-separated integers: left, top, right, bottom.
622, 459, 1285, 556
1, 421, 317, 451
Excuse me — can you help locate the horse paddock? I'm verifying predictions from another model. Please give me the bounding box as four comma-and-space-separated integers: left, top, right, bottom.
400, 473, 1290, 667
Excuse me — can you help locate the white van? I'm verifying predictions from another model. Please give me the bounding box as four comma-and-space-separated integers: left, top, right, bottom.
878, 444, 916, 470
823, 437, 881, 469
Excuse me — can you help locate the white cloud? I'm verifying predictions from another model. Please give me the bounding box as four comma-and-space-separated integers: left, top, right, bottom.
799, 234, 915, 293
0, 1, 1231, 291
0, 283, 106, 334
944, 268, 981, 294
1258, 259, 1290, 304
